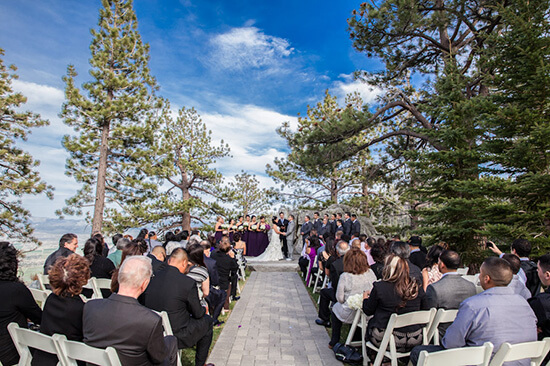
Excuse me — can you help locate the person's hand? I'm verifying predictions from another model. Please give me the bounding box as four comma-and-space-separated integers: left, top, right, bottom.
363, 290, 371, 299
487, 241, 502, 255
228, 250, 235, 258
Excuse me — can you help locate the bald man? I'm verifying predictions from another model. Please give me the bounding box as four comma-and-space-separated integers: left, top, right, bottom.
410, 257, 537, 366
83, 256, 178, 366
143, 248, 214, 366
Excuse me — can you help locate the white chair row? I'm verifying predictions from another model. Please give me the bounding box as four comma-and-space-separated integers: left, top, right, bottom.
342, 307, 550, 366
417, 338, 550, 366
8, 322, 121, 366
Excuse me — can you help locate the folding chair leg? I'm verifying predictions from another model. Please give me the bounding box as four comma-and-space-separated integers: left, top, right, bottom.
345, 310, 361, 346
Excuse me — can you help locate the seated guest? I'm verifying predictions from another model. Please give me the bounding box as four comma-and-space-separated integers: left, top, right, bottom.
143, 249, 213, 366
421, 245, 444, 291
391, 241, 423, 286
299, 236, 321, 284
410, 257, 537, 366
211, 238, 240, 309
109, 233, 123, 255
316, 240, 350, 327
110, 240, 147, 293
149, 245, 168, 274
421, 250, 476, 337
408, 235, 426, 270
84, 237, 115, 279
362, 254, 425, 362
201, 240, 226, 326
503, 253, 531, 300
329, 248, 377, 348
186, 244, 210, 306
529, 254, 550, 340
92, 232, 109, 257
0, 242, 42, 366
147, 231, 163, 252
233, 232, 247, 256
33, 254, 90, 366
108, 237, 129, 268
319, 237, 337, 275
369, 243, 386, 280
43, 233, 78, 274
201, 240, 219, 287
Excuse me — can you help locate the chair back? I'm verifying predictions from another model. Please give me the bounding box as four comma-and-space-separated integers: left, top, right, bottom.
152, 310, 174, 336
489, 338, 550, 366
82, 278, 102, 299
426, 308, 458, 345
7, 322, 60, 366
94, 278, 112, 290
28, 288, 51, 310
456, 267, 469, 275
37, 274, 50, 291
53, 334, 121, 366
418, 342, 493, 366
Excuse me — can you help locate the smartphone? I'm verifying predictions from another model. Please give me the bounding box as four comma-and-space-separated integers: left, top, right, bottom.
486, 241, 494, 249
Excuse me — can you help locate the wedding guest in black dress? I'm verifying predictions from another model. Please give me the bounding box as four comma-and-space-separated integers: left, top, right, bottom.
82, 237, 115, 298
32, 254, 90, 366
0, 242, 42, 366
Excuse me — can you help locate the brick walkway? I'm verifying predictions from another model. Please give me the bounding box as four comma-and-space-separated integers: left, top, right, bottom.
207, 271, 342, 366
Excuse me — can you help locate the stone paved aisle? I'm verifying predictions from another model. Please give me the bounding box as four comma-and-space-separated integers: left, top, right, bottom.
207, 271, 342, 366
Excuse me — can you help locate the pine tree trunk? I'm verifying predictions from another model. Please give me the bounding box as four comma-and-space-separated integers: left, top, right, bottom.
181, 187, 191, 231
92, 122, 110, 234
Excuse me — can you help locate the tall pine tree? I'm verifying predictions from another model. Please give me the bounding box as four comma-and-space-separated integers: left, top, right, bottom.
59, 0, 162, 233
0, 48, 53, 244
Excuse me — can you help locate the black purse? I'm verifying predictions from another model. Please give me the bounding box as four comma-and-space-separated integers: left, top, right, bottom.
333, 343, 363, 364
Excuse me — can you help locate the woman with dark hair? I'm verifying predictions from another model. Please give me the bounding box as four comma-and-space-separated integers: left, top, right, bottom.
247, 215, 260, 256
362, 254, 425, 361
255, 215, 271, 255
233, 232, 246, 255
299, 236, 321, 283
228, 218, 237, 242
214, 216, 224, 244
0, 242, 42, 365
421, 245, 444, 291
329, 248, 377, 348
186, 244, 210, 306
83, 237, 115, 298
32, 254, 90, 365
319, 236, 337, 274
370, 243, 387, 280
137, 228, 148, 240
92, 232, 109, 257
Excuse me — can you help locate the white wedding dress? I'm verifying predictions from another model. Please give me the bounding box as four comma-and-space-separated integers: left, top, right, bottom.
248, 224, 284, 261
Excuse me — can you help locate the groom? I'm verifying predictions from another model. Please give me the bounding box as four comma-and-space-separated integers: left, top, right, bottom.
278, 212, 289, 259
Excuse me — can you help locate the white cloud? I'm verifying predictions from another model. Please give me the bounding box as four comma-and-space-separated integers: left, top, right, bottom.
209, 26, 294, 71
333, 74, 382, 105
11, 79, 64, 107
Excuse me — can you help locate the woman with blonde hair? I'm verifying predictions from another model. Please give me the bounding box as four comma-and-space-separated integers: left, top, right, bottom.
362, 254, 425, 361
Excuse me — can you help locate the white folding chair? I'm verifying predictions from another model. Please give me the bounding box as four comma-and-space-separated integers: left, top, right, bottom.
53, 334, 121, 366
417, 342, 494, 366
37, 274, 50, 291
152, 311, 182, 366
489, 338, 550, 366
456, 267, 469, 275
82, 278, 101, 299
346, 309, 371, 360
317, 275, 329, 305
7, 322, 61, 366
28, 288, 51, 310
306, 254, 318, 287
312, 266, 324, 293
366, 308, 437, 366
425, 309, 458, 345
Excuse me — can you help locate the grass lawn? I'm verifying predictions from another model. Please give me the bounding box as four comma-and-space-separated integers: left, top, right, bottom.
180, 269, 251, 365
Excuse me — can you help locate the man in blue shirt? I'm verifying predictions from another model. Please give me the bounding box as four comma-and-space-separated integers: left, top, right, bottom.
410, 257, 537, 366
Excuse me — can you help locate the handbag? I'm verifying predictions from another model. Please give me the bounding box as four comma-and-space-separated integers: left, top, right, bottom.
333, 342, 363, 364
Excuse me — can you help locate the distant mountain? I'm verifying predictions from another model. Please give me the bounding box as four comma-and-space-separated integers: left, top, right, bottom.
32, 217, 90, 235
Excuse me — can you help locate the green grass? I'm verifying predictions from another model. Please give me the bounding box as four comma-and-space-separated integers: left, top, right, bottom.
180, 269, 251, 365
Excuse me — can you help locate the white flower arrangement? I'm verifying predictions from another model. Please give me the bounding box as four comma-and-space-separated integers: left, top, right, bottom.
243, 222, 249, 227
232, 225, 238, 230
221, 224, 229, 229
259, 224, 266, 231
346, 293, 363, 310
250, 224, 258, 230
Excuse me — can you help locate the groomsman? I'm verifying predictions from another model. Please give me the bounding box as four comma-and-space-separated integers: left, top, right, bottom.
278, 212, 289, 258
286, 215, 296, 260
300, 216, 313, 246
329, 214, 337, 235
313, 212, 323, 233
343, 212, 352, 236
319, 217, 330, 239
351, 214, 361, 235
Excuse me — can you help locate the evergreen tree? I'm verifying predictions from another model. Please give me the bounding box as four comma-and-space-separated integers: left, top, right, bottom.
59, 0, 162, 234
0, 48, 53, 244
227, 171, 270, 217
119, 105, 230, 231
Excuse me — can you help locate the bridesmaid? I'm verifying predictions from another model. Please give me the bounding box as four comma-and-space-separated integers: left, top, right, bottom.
214, 216, 224, 244
248, 215, 259, 256
228, 218, 236, 243
256, 216, 271, 255
242, 215, 251, 249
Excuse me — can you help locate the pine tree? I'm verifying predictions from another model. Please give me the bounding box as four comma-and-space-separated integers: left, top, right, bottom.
0, 48, 53, 244
227, 171, 270, 217
59, 0, 162, 234
117, 105, 230, 231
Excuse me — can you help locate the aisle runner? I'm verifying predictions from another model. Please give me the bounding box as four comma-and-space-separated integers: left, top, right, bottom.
207, 271, 342, 366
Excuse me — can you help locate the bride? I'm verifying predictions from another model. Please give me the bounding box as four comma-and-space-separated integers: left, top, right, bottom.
248, 216, 284, 261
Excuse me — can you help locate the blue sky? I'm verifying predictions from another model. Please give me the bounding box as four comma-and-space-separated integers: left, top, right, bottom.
1, 0, 383, 219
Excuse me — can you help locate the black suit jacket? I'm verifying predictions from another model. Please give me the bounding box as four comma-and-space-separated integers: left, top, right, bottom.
409, 250, 427, 270
521, 260, 542, 297
142, 266, 210, 349
301, 221, 313, 236
83, 293, 167, 366
204, 255, 220, 287
210, 250, 239, 290
329, 257, 345, 291
147, 254, 168, 274
351, 220, 361, 235
343, 219, 352, 236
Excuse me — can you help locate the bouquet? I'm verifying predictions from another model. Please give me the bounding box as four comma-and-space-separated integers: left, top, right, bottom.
243, 222, 249, 228
221, 224, 229, 230
237, 225, 244, 231
250, 224, 258, 230
259, 224, 266, 231
232, 225, 238, 230
346, 293, 363, 310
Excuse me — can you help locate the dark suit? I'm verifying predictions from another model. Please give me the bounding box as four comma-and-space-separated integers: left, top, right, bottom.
147, 253, 168, 274
204, 255, 219, 287
329, 220, 336, 235
142, 266, 212, 366
318, 257, 345, 322
278, 218, 289, 256
351, 219, 361, 235
529, 288, 550, 339
343, 219, 352, 236
300, 221, 313, 245
319, 223, 329, 238
43, 247, 73, 274
84, 293, 177, 366
313, 218, 323, 233
409, 260, 424, 287
409, 249, 427, 270
521, 260, 542, 297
